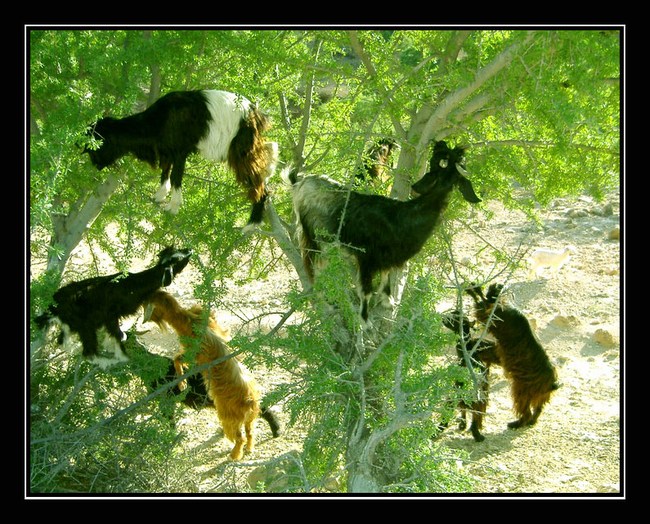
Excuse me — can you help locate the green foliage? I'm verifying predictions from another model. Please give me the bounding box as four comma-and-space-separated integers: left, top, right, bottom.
28, 28, 621, 493
29, 341, 198, 493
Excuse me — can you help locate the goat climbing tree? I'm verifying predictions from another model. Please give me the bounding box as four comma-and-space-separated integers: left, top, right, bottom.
29, 28, 620, 493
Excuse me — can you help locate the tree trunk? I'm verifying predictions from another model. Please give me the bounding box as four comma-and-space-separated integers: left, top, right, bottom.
47, 172, 122, 274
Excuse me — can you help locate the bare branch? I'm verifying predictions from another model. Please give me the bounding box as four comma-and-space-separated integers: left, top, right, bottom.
416, 31, 537, 158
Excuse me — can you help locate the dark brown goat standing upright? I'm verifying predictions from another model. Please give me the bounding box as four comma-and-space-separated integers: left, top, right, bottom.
466, 283, 560, 429
354, 138, 399, 185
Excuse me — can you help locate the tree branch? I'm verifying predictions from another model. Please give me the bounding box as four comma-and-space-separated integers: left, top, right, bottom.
415, 31, 537, 159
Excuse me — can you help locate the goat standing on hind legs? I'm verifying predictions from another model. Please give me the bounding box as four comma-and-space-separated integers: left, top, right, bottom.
442, 310, 501, 442
34, 247, 192, 369
143, 290, 280, 460
466, 283, 560, 430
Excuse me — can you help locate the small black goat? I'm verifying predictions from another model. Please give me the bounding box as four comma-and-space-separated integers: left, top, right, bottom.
283, 141, 481, 321
85, 90, 278, 228
466, 283, 560, 429
34, 247, 192, 368
354, 138, 399, 185
442, 310, 500, 442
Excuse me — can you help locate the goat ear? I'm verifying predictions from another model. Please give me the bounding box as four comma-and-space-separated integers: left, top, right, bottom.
457, 176, 481, 203
162, 267, 174, 287
143, 303, 154, 322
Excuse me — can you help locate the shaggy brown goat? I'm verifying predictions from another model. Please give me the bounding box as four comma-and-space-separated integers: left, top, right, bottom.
143, 290, 280, 460
466, 283, 560, 429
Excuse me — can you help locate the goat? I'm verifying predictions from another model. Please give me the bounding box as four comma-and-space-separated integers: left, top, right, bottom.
143, 290, 281, 460
354, 138, 399, 185
34, 247, 192, 369
126, 336, 213, 415
153, 358, 281, 436
528, 246, 576, 278
283, 140, 481, 322
85, 90, 279, 229
441, 310, 500, 442
466, 283, 560, 429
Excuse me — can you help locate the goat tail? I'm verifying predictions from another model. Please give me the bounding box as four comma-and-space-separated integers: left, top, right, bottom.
228, 107, 276, 204
260, 405, 282, 438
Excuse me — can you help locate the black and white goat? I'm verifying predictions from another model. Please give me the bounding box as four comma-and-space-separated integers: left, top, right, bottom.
442, 310, 500, 442
85, 90, 278, 229
466, 283, 560, 429
34, 247, 192, 368
283, 141, 481, 321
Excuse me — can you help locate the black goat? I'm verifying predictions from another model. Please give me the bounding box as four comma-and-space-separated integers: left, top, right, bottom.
466, 283, 560, 429
34, 247, 192, 368
85, 90, 278, 229
283, 140, 481, 322
441, 310, 500, 442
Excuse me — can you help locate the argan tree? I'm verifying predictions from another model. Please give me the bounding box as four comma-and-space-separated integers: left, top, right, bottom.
28, 28, 620, 493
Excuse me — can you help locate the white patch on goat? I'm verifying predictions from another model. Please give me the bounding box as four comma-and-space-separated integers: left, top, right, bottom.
153, 179, 171, 203
58, 322, 74, 350
378, 271, 395, 308
100, 331, 129, 361
292, 175, 346, 234
162, 187, 183, 214
197, 90, 251, 162
241, 222, 260, 234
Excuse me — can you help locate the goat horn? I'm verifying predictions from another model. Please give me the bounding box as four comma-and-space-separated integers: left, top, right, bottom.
455, 163, 470, 176
143, 303, 154, 322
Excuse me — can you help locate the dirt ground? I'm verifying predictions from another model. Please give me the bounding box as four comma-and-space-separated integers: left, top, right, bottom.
38, 187, 622, 497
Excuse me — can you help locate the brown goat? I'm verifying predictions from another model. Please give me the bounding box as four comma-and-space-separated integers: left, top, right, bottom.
466, 283, 560, 429
143, 290, 278, 460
